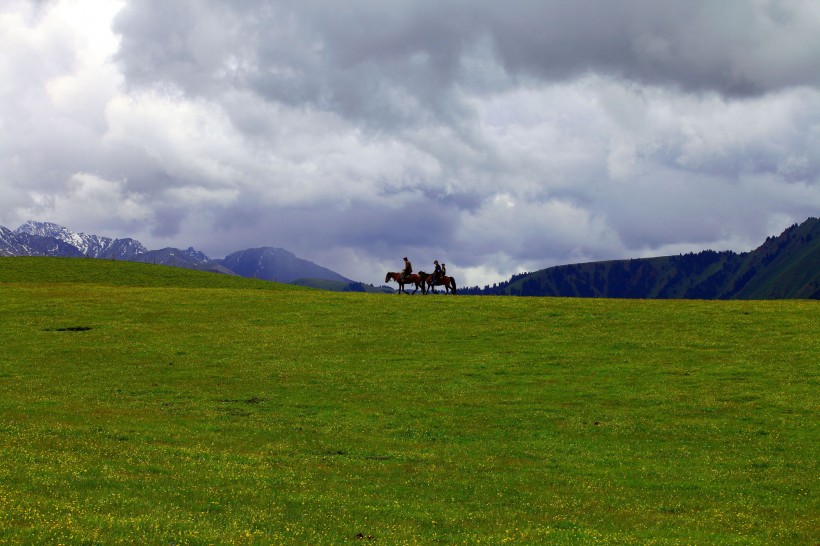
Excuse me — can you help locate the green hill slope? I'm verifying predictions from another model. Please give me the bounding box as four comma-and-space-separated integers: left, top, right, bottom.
0, 258, 817, 543
733, 218, 820, 298
471, 217, 820, 299
0, 256, 301, 291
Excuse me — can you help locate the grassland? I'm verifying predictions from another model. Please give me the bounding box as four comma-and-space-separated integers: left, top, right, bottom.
0, 257, 817, 544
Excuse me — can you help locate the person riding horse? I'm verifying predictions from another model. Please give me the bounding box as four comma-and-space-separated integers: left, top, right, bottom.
401, 257, 413, 282
430, 260, 442, 284
425, 261, 456, 294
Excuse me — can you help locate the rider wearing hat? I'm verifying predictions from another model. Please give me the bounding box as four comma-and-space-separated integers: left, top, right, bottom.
431, 260, 442, 284
401, 257, 412, 282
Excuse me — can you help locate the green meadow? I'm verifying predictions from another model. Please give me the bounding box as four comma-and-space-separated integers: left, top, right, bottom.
0, 257, 817, 544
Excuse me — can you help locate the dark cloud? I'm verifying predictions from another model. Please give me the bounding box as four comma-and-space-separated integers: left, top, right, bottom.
114, 1, 820, 116
483, 1, 820, 96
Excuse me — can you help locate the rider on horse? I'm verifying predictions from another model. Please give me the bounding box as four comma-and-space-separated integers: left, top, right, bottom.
430, 260, 442, 284
401, 257, 412, 282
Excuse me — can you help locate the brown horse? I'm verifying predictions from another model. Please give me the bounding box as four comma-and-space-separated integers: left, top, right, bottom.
419, 271, 457, 295
385, 271, 426, 294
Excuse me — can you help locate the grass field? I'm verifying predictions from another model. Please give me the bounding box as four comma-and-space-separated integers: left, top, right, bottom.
0, 257, 817, 544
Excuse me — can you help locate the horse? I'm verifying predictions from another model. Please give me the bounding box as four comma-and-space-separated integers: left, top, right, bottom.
419, 271, 457, 295
384, 271, 427, 294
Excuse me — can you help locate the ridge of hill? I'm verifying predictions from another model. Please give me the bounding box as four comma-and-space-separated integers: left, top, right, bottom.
462, 217, 820, 299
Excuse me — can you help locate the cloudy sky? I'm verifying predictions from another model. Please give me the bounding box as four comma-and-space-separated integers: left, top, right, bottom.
1, 0, 819, 287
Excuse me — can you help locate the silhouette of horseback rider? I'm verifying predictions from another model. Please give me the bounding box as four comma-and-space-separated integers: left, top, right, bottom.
401, 257, 413, 282
430, 260, 442, 284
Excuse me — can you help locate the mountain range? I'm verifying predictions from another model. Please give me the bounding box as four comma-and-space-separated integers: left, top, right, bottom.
460, 217, 820, 299
0, 221, 384, 291
2, 218, 817, 298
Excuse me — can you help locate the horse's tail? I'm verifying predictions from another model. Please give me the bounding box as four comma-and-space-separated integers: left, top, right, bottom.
450, 277, 457, 295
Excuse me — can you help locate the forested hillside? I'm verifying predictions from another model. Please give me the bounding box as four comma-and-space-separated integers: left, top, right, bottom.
462, 217, 819, 299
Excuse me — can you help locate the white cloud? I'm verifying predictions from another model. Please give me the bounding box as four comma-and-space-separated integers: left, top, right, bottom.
104, 90, 246, 187
17, 172, 152, 232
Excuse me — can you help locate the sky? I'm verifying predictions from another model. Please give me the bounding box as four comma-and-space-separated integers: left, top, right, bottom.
1, 0, 819, 288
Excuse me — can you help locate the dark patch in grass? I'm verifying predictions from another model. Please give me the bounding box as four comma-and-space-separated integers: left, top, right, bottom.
220, 408, 252, 417
221, 397, 265, 404
722, 373, 749, 381
355, 532, 375, 540
45, 326, 92, 332
217, 397, 265, 417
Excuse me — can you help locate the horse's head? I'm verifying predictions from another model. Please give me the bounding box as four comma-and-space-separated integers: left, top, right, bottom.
385, 272, 394, 283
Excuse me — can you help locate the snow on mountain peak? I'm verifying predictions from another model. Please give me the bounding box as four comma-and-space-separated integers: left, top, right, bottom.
15, 221, 67, 238
13, 221, 150, 257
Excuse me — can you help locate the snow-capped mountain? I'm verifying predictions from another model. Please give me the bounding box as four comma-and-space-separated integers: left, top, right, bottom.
14, 221, 147, 258
0, 225, 29, 256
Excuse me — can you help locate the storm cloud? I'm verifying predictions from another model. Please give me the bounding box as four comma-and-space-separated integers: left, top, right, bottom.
2, 0, 819, 287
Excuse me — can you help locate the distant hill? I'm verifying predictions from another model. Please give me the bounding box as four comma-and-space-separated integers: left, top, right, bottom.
461, 217, 820, 299
129, 247, 215, 270
0, 221, 359, 288
215, 247, 352, 284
